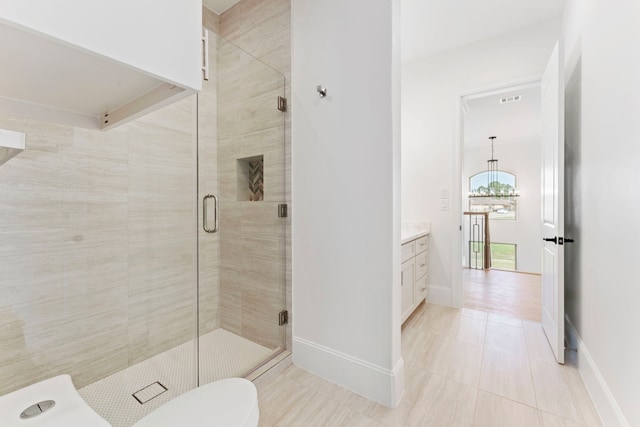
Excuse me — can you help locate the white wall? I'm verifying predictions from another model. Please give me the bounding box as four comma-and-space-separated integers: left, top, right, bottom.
563, 0, 640, 425
402, 20, 560, 306
291, 0, 403, 407
463, 138, 542, 273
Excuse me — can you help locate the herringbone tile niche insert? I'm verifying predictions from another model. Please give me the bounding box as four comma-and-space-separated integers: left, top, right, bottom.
237, 155, 264, 201
248, 159, 264, 201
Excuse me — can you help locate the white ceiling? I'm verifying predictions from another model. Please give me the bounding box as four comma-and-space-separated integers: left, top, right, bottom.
203, 0, 240, 14
401, 0, 566, 63
204, 1, 565, 64
464, 85, 541, 148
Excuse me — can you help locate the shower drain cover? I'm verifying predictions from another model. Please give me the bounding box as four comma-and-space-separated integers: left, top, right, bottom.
132, 382, 167, 404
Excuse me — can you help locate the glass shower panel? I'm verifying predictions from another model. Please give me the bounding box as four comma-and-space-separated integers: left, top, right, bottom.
0, 96, 198, 427
77, 98, 199, 426
197, 34, 286, 386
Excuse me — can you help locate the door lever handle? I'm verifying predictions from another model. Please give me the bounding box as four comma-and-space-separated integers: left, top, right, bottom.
564, 238, 574, 243
543, 237, 557, 244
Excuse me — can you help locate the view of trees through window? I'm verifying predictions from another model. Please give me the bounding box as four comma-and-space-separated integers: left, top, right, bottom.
468, 171, 517, 220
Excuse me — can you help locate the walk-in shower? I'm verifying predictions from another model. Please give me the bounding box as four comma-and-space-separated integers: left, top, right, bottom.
0, 31, 287, 427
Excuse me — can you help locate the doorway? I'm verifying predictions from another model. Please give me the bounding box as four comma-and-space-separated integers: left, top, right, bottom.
459, 83, 543, 322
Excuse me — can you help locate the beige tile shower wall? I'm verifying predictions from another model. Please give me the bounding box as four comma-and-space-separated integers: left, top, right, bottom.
0, 97, 197, 395
220, 0, 290, 76
202, 6, 220, 34
219, 0, 292, 351
217, 35, 287, 350
0, 119, 129, 395
125, 98, 196, 365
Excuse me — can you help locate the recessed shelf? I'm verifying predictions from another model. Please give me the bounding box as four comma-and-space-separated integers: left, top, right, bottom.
237, 155, 264, 201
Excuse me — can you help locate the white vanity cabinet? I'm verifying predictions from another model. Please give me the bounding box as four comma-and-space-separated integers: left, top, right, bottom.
0, 0, 202, 130
401, 243, 416, 321
401, 234, 429, 324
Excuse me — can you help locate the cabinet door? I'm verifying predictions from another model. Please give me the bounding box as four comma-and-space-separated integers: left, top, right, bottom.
401, 258, 415, 323
0, 0, 201, 90
415, 273, 428, 303
0, 0, 201, 129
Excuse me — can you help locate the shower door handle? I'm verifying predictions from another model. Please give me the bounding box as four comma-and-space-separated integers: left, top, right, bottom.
203, 194, 219, 233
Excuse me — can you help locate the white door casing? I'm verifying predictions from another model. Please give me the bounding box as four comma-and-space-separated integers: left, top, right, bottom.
541, 40, 565, 364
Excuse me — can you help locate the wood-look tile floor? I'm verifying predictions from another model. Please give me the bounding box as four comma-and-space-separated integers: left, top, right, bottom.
463, 269, 542, 322
254, 304, 601, 426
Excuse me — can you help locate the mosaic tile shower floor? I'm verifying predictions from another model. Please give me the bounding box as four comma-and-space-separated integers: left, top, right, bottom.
79, 329, 273, 427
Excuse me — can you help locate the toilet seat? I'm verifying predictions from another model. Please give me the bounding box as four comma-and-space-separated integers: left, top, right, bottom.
133, 378, 259, 427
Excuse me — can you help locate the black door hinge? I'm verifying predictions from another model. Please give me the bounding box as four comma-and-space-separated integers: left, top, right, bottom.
277, 96, 287, 112
279, 310, 289, 326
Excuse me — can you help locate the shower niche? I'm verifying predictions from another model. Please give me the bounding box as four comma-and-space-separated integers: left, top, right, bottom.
237, 155, 264, 201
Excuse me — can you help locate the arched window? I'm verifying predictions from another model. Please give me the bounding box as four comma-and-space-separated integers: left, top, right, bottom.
468, 170, 517, 220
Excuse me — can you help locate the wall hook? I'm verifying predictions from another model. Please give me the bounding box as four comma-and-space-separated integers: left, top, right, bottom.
317, 85, 327, 98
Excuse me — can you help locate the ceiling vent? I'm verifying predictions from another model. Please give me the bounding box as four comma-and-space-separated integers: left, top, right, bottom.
499, 95, 522, 104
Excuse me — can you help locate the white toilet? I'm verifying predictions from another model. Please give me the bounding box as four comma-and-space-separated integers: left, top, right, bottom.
0, 375, 258, 427
132, 378, 259, 427
0, 375, 110, 427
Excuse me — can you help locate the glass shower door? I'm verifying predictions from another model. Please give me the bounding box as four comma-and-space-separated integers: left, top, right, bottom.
197, 33, 287, 385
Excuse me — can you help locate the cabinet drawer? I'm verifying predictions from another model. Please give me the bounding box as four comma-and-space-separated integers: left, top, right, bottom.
415, 274, 428, 301
415, 251, 428, 278
415, 236, 429, 254
401, 241, 415, 263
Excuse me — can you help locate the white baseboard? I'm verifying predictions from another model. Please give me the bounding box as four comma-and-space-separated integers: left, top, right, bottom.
565, 317, 629, 427
292, 336, 405, 408
427, 284, 452, 307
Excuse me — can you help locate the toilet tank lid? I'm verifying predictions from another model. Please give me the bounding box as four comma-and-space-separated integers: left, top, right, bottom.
0, 375, 111, 427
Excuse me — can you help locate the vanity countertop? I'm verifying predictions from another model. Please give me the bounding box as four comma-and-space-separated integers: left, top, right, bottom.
401, 221, 431, 244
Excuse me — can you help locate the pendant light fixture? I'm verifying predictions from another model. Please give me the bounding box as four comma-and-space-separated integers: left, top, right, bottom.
468, 136, 519, 199
487, 136, 498, 196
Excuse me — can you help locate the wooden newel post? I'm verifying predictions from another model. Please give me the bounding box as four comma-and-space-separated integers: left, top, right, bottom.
483, 213, 491, 270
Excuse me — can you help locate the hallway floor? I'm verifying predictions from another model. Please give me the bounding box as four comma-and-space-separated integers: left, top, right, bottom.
464, 269, 542, 322
254, 303, 601, 426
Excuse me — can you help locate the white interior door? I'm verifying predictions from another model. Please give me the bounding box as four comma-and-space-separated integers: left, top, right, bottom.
541, 41, 565, 364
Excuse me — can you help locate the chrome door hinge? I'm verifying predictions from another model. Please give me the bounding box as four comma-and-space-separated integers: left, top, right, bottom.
278, 310, 289, 326
202, 30, 209, 81
278, 203, 288, 218
277, 96, 287, 112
